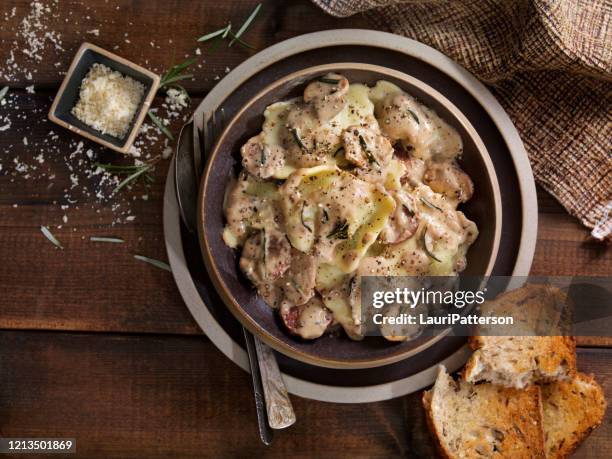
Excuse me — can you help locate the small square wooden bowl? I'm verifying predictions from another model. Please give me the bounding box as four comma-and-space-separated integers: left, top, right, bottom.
49, 42, 160, 154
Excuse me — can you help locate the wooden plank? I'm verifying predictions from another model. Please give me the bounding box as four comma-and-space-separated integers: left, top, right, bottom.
0, 0, 368, 90
0, 331, 609, 458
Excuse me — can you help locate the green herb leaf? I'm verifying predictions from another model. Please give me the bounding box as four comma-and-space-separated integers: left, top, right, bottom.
90, 236, 124, 243
229, 3, 261, 47
291, 128, 307, 151
318, 77, 340, 85
321, 208, 329, 223
113, 164, 152, 194
359, 135, 378, 165
95, 163, 144, 173
0, 86, 8, 102
147, 110, 174, 140
327, 220, 349, 240
228, 30, 254, 49
40, 225, 63, 249
333, 147, 345, 157
422, 228, 441, 263
134, 254, 172, 272
197, 26, 230, 42
420, 197, 443, 212
301, 202, 312, 233
260, 146, 267, 165
407, 109, 420, 124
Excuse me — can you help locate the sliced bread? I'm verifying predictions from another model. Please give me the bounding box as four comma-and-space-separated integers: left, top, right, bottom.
542, 372, 607, 459
464, 284, 576, 388
423, 366, 546, 458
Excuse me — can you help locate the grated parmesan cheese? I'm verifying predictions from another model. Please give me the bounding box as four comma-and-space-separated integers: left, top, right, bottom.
71, 63, 145, 139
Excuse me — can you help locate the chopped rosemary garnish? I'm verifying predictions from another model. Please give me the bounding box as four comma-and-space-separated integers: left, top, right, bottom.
113, 164, 153, 194
134, 254, 172, 272
291, 128, 307, 151
197, 26, 230, 43
40, 225, 63, 249
327, 220, 349, 240
321, 208, 329, 223
301, 202, 312, 233
260, 146, 267, 165
359, 135, 378, 165
0, 86, 8, 102
229, 3, 261, 47
402, 204, 415, 217
90, 236, 125, 243
97, 160, 158, 195
421, 197, 443, 212
422, 228, 441, 263
197, 4, 261, 51
333, 147, 345, 157
159, 54, 195, 88
147, 110, 174, 140
318, 77, 340, 85
407, 109, 420, 124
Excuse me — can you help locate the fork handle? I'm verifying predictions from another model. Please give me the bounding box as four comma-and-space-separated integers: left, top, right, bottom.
242, 328, 274, 445
254, 336, 296, 429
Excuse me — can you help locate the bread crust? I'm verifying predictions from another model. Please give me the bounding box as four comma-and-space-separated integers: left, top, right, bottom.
423, 368, 546, 458
542, 372, 607, 459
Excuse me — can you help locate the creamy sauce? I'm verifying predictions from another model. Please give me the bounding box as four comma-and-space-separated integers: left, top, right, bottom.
223, 74, 478, 341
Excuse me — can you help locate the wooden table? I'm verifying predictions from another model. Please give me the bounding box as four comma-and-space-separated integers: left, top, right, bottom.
0, 1, 610, 457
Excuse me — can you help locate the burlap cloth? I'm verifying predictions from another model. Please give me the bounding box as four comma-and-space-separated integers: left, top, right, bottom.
313, 0, 611, 240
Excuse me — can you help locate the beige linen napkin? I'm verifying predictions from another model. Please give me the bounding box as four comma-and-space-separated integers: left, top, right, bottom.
313, 0, 611, 240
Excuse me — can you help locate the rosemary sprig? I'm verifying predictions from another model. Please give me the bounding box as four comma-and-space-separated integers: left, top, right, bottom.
134, 254, 172, 272
318, 77, 340, 85
147, 110, 174, 140
359, 135, 378, 165
0, 86, 8, 102
113, 164, 152, 194
90, 236, 124, 243
327, 220, 349, 240
291, 128, 307, 151
159, 55, 196, 89
40, 225, 63, 249
197, 25, 231, 43
301, 202, 312, 233
407, 109, 420, 124
321, 208, 329, 223
422, 227, 441, 263
95, 163, 144, 172
228, 30, 255, 49
421, 197, 443, 212
229, 3, 261, 47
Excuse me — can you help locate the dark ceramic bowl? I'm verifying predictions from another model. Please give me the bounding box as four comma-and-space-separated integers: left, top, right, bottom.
198, 63, 501, 369
49, 42, 159, 154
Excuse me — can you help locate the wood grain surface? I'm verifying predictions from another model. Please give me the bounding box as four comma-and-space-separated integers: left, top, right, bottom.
0, 0, 610, 457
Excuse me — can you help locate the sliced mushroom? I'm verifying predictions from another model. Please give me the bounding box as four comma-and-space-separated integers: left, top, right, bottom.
241, 133, 287, 179
239, 229, 291, 288
342, 125, 393, 169
263, 228, 292, 281
380, 191, 420, 244
398, 156, 426, 188
303, 72, 349, 121
424, 161, 474, 203
282, 250, 317, 305
279, 297, 333, 340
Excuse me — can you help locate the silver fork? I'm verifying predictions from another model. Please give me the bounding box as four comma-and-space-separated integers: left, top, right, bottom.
174, 108, 296, 444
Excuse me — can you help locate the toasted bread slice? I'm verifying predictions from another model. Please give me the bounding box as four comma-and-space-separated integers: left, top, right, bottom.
423, 366, 545, 458
464, 284, 576, 388
542, 372, 607, 459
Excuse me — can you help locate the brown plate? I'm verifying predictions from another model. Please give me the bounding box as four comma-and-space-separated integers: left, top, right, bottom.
198, 63, 501, 369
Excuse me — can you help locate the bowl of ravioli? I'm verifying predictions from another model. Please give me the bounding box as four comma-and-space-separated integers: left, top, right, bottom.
198, 63, 501, 369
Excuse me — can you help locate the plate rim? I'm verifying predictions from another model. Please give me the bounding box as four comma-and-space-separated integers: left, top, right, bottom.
165, 29, 537, 402
198, 61, 504, 369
